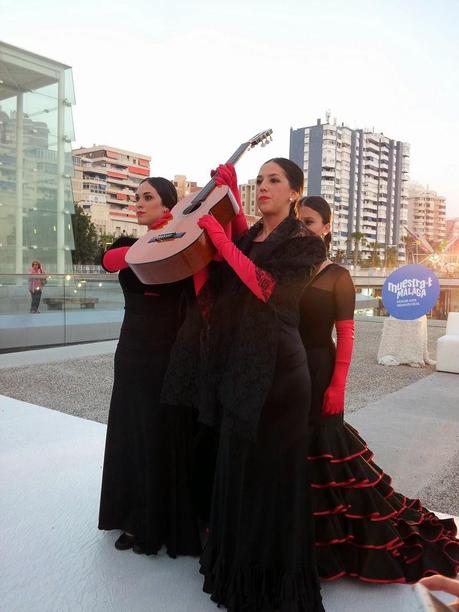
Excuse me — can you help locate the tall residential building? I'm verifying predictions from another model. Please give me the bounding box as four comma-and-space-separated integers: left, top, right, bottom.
72, 146, 151, 237
408, 183, 446, 243
0, 42, 76, 273
289, 117, 410, 260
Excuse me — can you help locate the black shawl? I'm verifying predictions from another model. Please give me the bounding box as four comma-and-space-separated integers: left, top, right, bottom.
162, 214, 326, 439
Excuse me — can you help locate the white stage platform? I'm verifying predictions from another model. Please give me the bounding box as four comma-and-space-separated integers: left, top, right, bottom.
1, 395, 457, 612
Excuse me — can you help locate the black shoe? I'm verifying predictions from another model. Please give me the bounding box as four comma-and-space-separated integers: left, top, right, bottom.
115, 532, 136, 550
132, 543, 145, 555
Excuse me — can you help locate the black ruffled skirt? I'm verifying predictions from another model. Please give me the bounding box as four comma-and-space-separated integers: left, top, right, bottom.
307, 345, 459, 583
200, 330, 324, 611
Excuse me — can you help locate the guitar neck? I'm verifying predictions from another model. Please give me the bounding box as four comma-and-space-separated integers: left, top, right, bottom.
189, 129, 272, 205
195, 141, 254, 202
226, 141, 253, 166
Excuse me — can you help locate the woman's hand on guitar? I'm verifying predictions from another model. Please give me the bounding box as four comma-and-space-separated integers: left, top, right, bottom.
211, 163, 248, 239
198, 215, 228, 254
212, 163, 241, 206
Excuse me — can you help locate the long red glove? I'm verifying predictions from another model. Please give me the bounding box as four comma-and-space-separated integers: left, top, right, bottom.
102, 247, 129, 273
198, 214, 275, 303
212, 163, 248, 240
193, 164, 249, 297
322, 319, 355, 416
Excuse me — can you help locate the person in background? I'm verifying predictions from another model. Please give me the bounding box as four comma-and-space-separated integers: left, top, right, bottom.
28, 260, 46, 313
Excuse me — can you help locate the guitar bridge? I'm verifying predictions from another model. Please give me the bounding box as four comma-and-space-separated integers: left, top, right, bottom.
148, 232, 186, 243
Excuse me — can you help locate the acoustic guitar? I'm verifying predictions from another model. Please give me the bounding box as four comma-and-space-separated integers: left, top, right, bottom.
125, 129, 273, 284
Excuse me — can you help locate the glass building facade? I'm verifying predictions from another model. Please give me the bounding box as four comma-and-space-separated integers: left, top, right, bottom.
0, 42, 76, 273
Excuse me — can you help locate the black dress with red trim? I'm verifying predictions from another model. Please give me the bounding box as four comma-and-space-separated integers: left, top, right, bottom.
299, 263, 459, 583
98, 237, 201, 557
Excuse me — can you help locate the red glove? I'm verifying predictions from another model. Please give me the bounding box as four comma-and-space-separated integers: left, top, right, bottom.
322, 320, 355, 416
102, 247, 129, 273
194, 164, 249, 296
212, 163, 248, 240
198, 214, 275, 303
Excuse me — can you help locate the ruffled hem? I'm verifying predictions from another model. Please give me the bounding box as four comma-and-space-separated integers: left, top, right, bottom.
308, 422, 459, 583
200, 546, 324, 612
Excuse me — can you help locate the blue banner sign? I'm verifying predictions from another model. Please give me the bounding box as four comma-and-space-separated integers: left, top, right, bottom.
382, 264, 440, 320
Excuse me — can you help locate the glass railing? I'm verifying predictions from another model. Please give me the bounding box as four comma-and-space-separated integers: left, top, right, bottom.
0, 273, 124, 351
1, 271, 457, 352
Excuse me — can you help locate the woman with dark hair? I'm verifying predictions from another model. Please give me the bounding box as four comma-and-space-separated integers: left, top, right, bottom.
163, 159, 326, 611
98, 176, 202, 557
298, 195, 459, 583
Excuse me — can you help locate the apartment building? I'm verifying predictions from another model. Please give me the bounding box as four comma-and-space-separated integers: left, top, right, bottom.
289, 117, 410, 261
408, 184, 447, 242
72, 146, 151, 237
239, 178, 257, 217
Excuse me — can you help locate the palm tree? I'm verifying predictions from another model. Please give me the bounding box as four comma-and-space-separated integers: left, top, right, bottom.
367, 241, 383, 267
348, 231, 366, 267
385, 246, 399, 268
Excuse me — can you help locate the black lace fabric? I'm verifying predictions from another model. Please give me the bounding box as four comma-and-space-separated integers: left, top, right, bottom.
161, 215, 326, 439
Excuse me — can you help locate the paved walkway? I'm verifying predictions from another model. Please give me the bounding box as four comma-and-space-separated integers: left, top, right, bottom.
347, 371, 459, 515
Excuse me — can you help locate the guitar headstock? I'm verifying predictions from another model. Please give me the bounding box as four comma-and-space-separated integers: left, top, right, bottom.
248, 129, 273, 149
222, 129, 274, 171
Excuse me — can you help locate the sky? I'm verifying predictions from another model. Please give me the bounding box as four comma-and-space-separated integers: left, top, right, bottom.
1, 0, 459, 215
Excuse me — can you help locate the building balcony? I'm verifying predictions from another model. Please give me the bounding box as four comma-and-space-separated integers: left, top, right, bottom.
106, 170, 128, 180
81, 176, 107, 185
82, 166, 108, 175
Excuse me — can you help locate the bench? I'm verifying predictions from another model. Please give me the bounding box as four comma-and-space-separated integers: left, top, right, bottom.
43, 297, 99, 310
437, 312, 459, 374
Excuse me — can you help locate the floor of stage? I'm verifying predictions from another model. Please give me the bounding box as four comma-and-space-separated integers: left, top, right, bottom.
1, 394, 457, 611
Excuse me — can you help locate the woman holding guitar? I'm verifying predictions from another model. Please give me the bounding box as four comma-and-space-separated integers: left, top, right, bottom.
98, 172, 246, 557
163, 158, 326, 611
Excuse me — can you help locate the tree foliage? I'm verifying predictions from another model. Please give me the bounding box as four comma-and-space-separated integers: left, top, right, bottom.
71, 204, 99, 265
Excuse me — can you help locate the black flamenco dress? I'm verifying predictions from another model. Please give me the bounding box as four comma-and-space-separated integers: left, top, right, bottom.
98, 238, 201, 558
163, 216, 326, 612
299, 262, 459, 583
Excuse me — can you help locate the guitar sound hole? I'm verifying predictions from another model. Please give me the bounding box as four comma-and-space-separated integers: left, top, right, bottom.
183, 200, 203, 215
